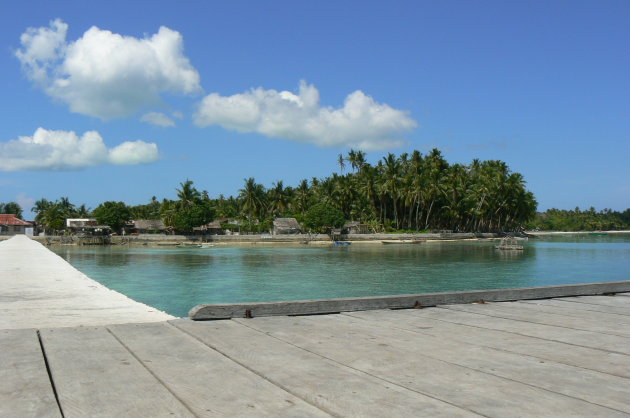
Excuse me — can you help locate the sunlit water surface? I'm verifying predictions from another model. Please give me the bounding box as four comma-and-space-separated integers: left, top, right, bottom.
52, 234, 630, 317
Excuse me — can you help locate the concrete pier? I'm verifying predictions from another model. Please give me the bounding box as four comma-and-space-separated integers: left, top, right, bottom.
0, 235, 173, 329
1, 235, 629, 416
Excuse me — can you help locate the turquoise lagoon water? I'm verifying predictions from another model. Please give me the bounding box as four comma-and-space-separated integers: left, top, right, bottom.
52, 234, 630, 318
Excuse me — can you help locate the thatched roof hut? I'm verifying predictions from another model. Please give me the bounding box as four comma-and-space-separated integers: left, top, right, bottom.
273, 218, 302, 235
193, 220, 223, 235
133, 219, 166, 232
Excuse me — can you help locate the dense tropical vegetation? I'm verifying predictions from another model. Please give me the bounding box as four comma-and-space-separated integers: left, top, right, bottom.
9, 148, 628, 234
27, 197, 90, 234
527, 207, 630, 231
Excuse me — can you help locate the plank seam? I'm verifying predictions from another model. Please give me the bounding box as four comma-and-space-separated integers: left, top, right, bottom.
518, 300, 630, 317
551, 297, 630, 310
231, 319, 488, 417
239, 316, 630, 416
167, 321, 339, 418
512, 301, 630, 323
441, 305, 630, 339
105, 327, 198, 417
341, 311, 630, 379
411, 307, 630, 356
36, 330, 65, 418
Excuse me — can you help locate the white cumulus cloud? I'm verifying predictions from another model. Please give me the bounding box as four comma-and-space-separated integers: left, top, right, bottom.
141, 112, 176, 127
16, 19, 201, 119
193, 81, 417, 150
0, 128, 159, 171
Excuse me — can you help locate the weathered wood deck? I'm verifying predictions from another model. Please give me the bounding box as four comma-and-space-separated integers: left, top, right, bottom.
3, 294, 630, 417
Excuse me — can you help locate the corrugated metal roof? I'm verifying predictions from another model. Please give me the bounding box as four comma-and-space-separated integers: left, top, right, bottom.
0, 215, 32, 226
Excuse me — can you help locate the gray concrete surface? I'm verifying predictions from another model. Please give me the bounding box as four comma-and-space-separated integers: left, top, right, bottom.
0, 235, 173, 329
2, 295, 629, 417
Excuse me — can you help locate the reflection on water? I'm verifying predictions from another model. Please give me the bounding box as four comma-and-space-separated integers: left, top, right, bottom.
52, 234, 630, 317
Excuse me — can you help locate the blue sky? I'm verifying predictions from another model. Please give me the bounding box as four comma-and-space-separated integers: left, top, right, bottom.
1, 0, 628, 216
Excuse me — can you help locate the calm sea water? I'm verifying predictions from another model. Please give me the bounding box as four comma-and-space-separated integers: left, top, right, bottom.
52, 234, 630, 317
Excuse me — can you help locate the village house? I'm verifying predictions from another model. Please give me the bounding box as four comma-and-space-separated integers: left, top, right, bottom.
272, 218, 302, 235
0, 215, 33, 236
193, 220, 223, 235
66, 218, 111, 236
129, 219, 168, 234
343, 221, 369, 234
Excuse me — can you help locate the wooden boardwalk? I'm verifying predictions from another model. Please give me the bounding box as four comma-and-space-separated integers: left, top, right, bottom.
3, 293, 630, 417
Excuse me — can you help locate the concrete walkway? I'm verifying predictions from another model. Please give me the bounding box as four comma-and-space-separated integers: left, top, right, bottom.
0, 235, 173, 329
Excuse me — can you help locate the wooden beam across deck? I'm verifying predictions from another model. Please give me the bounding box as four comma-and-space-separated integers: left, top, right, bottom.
189, 280, 630, 319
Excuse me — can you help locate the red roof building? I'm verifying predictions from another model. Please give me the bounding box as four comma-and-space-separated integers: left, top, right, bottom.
0, 214, 33, 235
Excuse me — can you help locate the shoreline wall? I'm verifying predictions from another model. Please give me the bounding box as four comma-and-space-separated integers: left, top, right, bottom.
27, 232, 499, 245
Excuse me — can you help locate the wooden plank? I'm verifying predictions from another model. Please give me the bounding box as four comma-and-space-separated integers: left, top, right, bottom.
520, 298, 630, 316
344, 309, 630, 378
412, 306, 630, 355
328, 312, 630, 413
0, 329, 60, 417
234, 314, 628, 417
172, 319, 479, 417
108, 322, 330, 417
39, 326, 193, 417
189, 280, 630, 319
443, 302, 630, 337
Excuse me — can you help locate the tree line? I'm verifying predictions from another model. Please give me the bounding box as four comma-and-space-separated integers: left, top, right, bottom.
527, 207, 630, 231
13, 148, 554, 234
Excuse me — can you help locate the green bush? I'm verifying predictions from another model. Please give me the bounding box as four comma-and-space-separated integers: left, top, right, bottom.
303, 203, 345, 233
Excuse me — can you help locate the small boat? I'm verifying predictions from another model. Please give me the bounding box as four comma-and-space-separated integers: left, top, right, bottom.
381, 240, 423, 245
333, 241, 351, 247
197, 243, 215, 248
495, 237, 524, 251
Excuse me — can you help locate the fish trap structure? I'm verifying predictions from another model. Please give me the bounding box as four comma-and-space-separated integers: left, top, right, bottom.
495, 236, 524, 251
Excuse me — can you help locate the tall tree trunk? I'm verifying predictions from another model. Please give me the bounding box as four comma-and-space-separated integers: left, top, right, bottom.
425, 198, 435, 229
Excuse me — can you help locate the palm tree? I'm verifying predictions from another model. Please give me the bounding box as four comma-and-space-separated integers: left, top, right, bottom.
293, 179, 311, 215
239, 178, 265, 219
75, 204, 91, 217
381, 153, 402, 228
268, 181, 290, 217
58, 197, 75, 217
32, 198, 52, 223
337, 154, 346, 174
422, 149, 447, 229
159, 200, 177, 228
40, 203, 65, 234
176, 180, 201, 210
